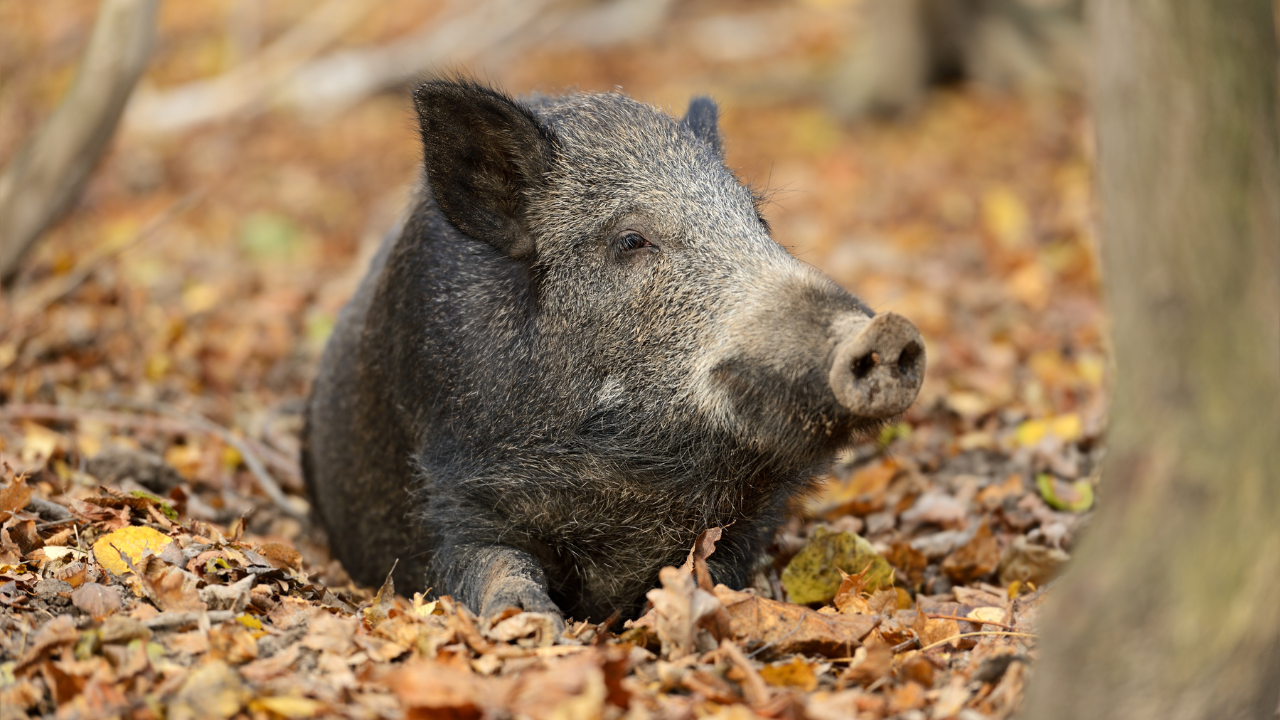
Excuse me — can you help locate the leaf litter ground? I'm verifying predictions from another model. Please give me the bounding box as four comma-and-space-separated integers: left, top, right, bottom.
0, 3, 1104, 719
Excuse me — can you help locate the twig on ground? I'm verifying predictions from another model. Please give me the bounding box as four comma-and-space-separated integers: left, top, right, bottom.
746, 614, 807, 659
0, 402, 307, 521
142, 610, 235, 630
918, 631, 1038, 653
926, 613, 1016, 630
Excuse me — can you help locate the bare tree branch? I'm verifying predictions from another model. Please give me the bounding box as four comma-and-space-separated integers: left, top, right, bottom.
124, 0, 676, 135
0, 0, 159, 286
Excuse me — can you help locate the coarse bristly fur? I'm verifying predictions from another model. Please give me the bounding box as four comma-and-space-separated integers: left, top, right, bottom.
302, 78, 925, 624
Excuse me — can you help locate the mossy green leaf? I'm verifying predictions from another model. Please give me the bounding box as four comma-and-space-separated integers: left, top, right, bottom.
781, 527, 895, 605
1036, 473, 1094, 512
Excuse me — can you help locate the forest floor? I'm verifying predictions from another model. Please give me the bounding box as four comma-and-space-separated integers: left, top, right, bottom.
1, 2, 1105, 719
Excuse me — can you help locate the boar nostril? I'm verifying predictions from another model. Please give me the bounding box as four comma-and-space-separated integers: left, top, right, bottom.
897, 341, 922, 374
851, 351, 879, 380
829, 311, 926, 418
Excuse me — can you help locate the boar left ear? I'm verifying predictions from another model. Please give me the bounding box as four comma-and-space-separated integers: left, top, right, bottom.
414, 80, 554, 261
681, 96, 723, 158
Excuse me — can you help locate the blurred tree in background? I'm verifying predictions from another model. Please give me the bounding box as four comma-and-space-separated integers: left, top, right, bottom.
1025, 1, 1280, 717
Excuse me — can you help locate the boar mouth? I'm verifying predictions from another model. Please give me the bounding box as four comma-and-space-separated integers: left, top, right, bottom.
706, 357, 871, 448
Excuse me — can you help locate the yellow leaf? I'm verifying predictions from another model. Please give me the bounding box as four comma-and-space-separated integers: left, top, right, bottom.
1076, 354, 1105, 386
966, 606, 1007, 625
1014, 419, 1050, 447
250, 696, 324, 718
93, 526, 173, 576
182, 283, 222, 315
20, 422, 63, 465
236, 615, 263, 631
412, 592, 439, 618
1015, 414, 1082, 448
1050, 413, 1082, 442
759, 656, 819, 692
982, 186, 1030, 249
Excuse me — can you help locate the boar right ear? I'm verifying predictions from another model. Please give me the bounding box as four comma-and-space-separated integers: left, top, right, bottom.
681, 96, 723, 158
414, 81, 554, 260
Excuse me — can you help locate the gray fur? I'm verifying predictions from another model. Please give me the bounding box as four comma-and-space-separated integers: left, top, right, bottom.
302, 80, 924, 623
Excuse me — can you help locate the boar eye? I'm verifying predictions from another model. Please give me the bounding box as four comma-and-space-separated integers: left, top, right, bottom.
616, 231, 653, 253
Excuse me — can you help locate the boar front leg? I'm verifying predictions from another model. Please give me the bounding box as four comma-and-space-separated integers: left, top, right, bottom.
442, 543, 564, 623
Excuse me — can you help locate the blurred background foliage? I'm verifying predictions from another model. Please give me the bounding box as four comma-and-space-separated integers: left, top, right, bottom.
0, 0, 1102, 436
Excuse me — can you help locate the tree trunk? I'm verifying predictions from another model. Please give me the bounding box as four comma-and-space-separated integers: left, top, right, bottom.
1023, 2, 1280, 719
0, 0, 158, 287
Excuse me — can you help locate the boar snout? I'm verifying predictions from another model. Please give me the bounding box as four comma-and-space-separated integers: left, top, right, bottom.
829, 312, 925, 419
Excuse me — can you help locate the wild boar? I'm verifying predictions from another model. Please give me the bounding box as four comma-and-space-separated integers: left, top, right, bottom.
303, 80, 925, 623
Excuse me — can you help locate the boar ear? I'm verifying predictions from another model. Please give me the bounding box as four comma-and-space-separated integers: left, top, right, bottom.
414, 81, 553, 260
681, 96, 723, 158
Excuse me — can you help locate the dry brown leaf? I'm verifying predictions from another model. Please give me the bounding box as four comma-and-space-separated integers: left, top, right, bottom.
998, 535, 1069, 586
15, 614, 78, 670
487, 611, 557, 648
713, 585, 878, 658
842, 642, 895, 686
147, 565, 208, 612
168, 659, 251, 720
0, 475, 32, 516
209, 622, 259, 664
807, 690, 887, 720
940, 522, 1000, 584
384, 659, 494, 718
70, 582, 121, 619
680, 526, 723, 591
647, 566, 722, 659
887, 681, 927, 714
257, 541, 302, 571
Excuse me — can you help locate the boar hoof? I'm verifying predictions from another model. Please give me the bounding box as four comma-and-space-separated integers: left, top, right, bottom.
480, 577, 565, 631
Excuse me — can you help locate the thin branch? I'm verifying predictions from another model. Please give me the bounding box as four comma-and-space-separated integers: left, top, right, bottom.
0, 402, 307, 520
918, 631, 1038, 653
125, 0, 678, 134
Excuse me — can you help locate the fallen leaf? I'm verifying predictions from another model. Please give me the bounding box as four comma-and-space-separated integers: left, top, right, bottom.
384, 659, 492, 719
209, 622, 258, 664
168, 660, 250, 720
806, 459, 897, 517
15, 614, 78, 670
646, 566, 722, 659
998, 536, 1070, 586
966, 606, 1008, 625
680, 526, 723, 590
1036, 473, 1094, 512
781, 527, 894, 604
887, 680, 927, 713
363, 564, 397, 629
901, 491, 968, 528
249, 696, 325, 719
488, 612, 557, 648
714, 585, 878, 658
0, 475, 32, 515
257, 542, 302, 571
940, 522, 1000, 584
70, 582, 121, 619
759, 656, 819, 691
92, 526, 173, 576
